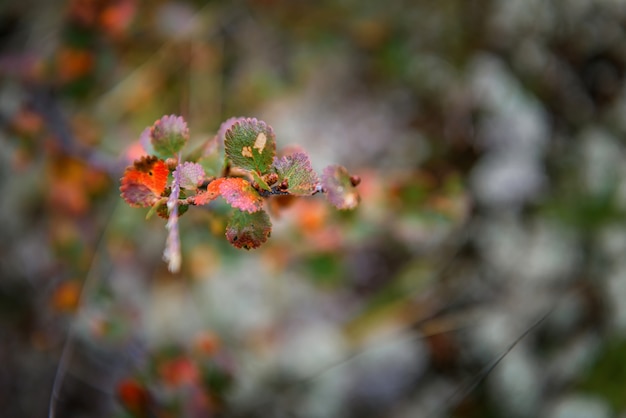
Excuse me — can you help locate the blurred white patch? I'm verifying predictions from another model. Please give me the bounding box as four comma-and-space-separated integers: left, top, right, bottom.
469, 54, 549, 208
546, 394, 611, 418
488, 348, 542, 418
580, 128, 622, 196
471, 153, 545, 208
278, 321, 348, 379
477, 217, 579, 287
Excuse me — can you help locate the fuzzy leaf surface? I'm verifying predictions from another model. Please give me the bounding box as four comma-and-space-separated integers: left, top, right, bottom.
322, 165, 360, 210
150, 115, 189, 158
193, 178, 263, 213
176, 162, 205, 190
192, 178, 222, 206
120, 156, 169, 207
225, 209, 272, 250
224, 118, 276, 174
273, 152, 319, 196
217, 178, 263, 213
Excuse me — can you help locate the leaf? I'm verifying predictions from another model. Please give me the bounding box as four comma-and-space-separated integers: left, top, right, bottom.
120, 156, 169, 207
250, 170, 271, 192
273, 152, 319, 196
217, 178, 263, 213
193, 178, 263, 213
321, 165, 360, 210
225, 209, 272, 250
149, 114, 189, 158
176, 162, 205, 190
217, 116, 244, 144
190, 117, 243, 177
146, 197, 167, 219
224, 118, 276, 174
192, 178, 223, 205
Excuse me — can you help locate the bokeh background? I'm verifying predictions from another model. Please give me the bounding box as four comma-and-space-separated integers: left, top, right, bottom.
2, 0, 626, 417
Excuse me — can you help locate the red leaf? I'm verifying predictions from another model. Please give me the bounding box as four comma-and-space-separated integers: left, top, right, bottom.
176, 161, 205, 190
192, 177, 224, 205
194, 177, 263, 213
120, 156, 169, 207
218, 178, 263, 213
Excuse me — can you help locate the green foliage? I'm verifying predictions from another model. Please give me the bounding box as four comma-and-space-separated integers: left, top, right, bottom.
150, 115, 189, 159
273, 152, 319, 196
225, 209, 272, 249
224, 118, 276, 174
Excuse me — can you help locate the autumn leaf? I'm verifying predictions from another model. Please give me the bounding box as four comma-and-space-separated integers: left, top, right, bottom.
120, 156, 169, 207
273, 152, 319, 196
321, 165, 360, 210
192, 178, 222, 206
194, 178, 263, 213
176, 162, 205, 190
224, 118, 276, 174
225, 209, 272, 249
218, 178, 264, 213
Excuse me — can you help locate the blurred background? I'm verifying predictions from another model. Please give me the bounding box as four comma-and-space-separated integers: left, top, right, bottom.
1, 0, 626, 417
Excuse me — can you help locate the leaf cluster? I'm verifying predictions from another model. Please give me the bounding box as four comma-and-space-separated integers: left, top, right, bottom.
120, 115, 360, 271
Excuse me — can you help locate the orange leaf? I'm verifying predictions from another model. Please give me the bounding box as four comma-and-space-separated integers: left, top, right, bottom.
218, 178, 263, 213
120, 156, 169, 207
194, 177, 263, 212
193, 177, 224, 205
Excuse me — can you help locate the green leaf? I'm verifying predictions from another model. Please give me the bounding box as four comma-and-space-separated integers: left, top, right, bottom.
225, 209, 272, 250
250, 170, 271, 192
145, 197, 167, 219
150, 115, 189, 158
273, 152, 319, 196
224, 118, 276, 174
